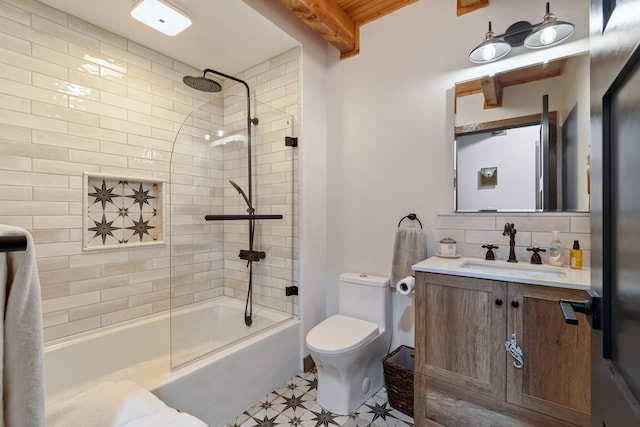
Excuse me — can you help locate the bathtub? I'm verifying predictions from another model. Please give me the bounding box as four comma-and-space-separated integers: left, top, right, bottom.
44, 297, 301, 427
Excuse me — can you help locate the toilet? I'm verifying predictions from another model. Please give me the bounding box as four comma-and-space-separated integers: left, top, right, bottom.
306, 272, 391, 415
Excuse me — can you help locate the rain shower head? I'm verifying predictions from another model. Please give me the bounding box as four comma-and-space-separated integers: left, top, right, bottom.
182, 72, 222, 92
229, 180, 254, 214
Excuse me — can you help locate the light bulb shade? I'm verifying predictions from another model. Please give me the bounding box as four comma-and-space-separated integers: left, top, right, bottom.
469, 38, 511, 63
131, 0, 191, 36
524, 20, 574, 48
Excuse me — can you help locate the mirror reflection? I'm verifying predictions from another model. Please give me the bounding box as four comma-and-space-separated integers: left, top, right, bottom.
454, 52, 590, 212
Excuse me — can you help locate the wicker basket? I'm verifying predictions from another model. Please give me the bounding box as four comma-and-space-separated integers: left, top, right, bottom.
383, 345, 414, 417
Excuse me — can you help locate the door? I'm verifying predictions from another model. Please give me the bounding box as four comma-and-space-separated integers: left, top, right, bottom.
590, 1, 640, 425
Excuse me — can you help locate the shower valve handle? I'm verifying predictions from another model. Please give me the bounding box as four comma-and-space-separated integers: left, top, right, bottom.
239, 249, 266, 262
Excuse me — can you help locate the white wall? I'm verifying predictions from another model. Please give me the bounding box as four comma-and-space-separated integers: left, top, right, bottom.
324, 0, 589, 349
251, 0, 589, 352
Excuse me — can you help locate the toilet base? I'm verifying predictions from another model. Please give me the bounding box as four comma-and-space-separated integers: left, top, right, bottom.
312, 335, 389, 415
316, 367, 383, 415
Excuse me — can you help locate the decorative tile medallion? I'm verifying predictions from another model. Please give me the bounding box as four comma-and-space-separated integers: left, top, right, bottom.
83, 173, 164, 250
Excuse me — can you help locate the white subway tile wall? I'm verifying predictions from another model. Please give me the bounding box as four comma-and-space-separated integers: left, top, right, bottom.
437, 213, 590, 266
0, 0, 299, 342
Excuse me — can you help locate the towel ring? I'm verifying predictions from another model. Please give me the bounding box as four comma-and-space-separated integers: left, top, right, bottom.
397, 213, 423, 229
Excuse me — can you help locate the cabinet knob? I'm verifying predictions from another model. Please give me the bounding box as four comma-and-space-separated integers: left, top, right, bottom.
511, 300, 520, 308
495, 298, 503, 306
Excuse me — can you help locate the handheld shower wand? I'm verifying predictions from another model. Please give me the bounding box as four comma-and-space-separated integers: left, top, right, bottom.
229, 180, 254, 214
229, 180, 256, 326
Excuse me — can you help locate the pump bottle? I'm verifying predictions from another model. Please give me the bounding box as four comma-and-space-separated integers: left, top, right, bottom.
570, 240, 583, 270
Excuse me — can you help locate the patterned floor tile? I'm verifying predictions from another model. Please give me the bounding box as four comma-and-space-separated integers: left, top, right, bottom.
224, 372, 414, 427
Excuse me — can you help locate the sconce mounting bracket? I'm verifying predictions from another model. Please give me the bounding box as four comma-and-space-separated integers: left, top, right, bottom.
504, 21, 533, 47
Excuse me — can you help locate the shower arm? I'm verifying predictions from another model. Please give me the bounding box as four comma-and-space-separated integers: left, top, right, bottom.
203, 69, 255, 206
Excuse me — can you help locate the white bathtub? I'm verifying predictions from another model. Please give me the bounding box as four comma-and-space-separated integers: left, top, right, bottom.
44, 297, 301, 427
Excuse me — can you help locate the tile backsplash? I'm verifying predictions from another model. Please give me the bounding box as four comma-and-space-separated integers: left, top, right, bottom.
436, 213, 590, 267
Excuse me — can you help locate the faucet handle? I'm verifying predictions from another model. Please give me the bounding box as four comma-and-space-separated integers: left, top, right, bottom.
482, 244, 499, 260
526, 246, 546, 264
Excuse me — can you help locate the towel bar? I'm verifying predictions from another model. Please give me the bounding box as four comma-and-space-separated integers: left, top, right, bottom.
0, 235, 27, 252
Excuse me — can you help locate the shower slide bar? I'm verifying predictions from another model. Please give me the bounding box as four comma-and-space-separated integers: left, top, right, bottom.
204, 214, 283, 221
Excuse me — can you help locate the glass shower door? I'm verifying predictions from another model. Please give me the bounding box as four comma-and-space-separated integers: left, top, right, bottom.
168, 95, 298, 368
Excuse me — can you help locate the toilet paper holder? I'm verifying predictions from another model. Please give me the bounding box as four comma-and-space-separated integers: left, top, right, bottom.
396, 276, 415, 295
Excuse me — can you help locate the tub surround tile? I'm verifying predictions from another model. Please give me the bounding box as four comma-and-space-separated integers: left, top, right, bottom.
37, 255, 70, 272
36, 241, 81, 258
69, 298, 129, 322
128, 288, 170, 307
42, 310, 69, 328
43, 316, 101, 342
42, 291, 101, 314
100, 304, 153, 327
1, 0, 299, 342
40, 283, 70, 300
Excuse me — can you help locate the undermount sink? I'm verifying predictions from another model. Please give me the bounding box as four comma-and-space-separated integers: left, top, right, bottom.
458, 260, 568, 279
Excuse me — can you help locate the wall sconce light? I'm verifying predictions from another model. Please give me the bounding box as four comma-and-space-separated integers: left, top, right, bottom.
469, 2, 574, 64
130, 0, 192, 36
469, 21, 511, 63
524, 2, 575, 48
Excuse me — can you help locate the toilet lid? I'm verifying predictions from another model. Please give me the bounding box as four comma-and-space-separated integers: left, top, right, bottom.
306, 314, 379, 355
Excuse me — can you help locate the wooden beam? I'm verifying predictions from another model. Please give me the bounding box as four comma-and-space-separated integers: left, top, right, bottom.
455, 112, 556, 136
480, 75, 503, 108
339, 0, 419, 26
455, 58, 568, 109
279, 0, 358, 56
457, 0, 489, 16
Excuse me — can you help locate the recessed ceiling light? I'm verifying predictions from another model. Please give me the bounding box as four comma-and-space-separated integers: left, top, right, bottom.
130, 0, 191, 36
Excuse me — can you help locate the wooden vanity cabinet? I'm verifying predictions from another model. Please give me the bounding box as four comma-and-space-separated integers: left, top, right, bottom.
414, 272, 591, 427
506, 282, 591, 425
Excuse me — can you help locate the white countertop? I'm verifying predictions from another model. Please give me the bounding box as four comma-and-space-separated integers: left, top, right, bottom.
412, 256, 590, 291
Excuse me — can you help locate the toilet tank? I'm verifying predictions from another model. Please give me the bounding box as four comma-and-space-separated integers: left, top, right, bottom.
338, 273, 390, 329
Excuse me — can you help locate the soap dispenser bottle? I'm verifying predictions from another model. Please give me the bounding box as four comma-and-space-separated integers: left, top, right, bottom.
570, 240, 583, 270
547, 231, 565, 266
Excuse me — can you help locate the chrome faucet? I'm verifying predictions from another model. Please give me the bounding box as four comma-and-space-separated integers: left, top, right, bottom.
502, 223, 517, 263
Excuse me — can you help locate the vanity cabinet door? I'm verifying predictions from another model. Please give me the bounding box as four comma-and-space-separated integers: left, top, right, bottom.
506, 283, 591, 426
415, 272, 507, 400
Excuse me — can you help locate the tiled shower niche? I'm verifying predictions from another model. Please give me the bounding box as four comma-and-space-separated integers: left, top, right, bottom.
83, 173, 164, 250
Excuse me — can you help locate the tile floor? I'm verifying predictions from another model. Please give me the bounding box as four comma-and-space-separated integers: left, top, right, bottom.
224, 371, 414, 427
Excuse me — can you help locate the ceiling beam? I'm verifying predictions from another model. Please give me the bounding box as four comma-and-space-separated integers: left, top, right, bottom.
278, 0, 358, 57
457, 0, 489, 16
480, 75, 503, 108
456, 58, 568, 109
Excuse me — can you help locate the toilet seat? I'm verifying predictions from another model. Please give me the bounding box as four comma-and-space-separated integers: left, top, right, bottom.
306, 314, 378, 355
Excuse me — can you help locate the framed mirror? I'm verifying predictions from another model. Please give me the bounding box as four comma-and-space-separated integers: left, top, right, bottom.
453, 52, 590, 212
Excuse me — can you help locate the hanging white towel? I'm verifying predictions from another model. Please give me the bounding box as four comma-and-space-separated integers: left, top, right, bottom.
390, 226, 427, 287
0, 225, 44, 427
